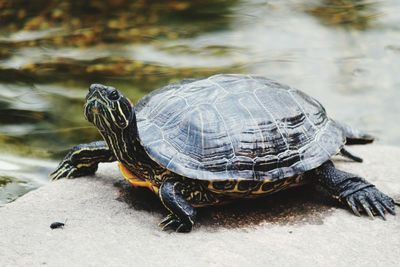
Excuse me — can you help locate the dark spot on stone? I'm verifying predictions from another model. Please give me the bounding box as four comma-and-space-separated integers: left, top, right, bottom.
50, 221, 65, 229
114, 180, 337, 230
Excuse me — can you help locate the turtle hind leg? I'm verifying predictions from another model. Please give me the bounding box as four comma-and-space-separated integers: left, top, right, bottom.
158, 180, 196, 233
307, 161, 395, 219
336, 121, 374, 145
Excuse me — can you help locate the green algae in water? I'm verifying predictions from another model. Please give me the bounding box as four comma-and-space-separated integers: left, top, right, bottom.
0, 178, 30, 205
305, 0, 379, 30
0, 175, 14, 187
0, 175, 30, 205
0, 155, 55, 205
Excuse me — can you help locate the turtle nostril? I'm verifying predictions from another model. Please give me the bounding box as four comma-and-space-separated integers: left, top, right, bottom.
89, 84, 96, 93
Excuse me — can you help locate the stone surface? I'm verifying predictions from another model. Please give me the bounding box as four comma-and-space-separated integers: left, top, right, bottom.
1, 145, 399, 267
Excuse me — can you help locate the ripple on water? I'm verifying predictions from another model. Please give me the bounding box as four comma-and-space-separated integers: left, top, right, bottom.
0, 155, 56, 205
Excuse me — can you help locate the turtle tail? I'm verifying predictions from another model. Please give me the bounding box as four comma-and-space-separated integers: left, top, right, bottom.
336, 121, 374, 145
335, 121, 374, 163
340, 148, 363, 162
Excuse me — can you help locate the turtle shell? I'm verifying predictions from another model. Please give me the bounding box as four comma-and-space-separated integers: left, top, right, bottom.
135, 74, 345, 181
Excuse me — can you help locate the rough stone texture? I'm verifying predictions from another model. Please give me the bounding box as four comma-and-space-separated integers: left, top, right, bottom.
1, 145, 399, 267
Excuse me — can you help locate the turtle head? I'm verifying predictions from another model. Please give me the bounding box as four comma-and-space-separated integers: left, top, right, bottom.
84, 84, 135, 133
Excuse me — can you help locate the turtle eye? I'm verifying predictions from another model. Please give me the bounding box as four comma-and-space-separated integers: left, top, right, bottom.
108, 90, 119, 100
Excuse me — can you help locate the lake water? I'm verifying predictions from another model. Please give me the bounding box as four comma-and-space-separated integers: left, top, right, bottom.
1, 0, 399, 205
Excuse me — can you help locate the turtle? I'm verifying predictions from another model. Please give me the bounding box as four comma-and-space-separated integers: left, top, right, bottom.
50, 74, 396, 232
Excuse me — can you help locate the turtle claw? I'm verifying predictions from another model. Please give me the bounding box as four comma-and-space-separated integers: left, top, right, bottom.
159, 214, 175, 227
50, 161, 78, 180
50, 160, 98, 180
373, 200, 387, 220
379, 198, 396, 215
159, 214, 192, 233
345, 187, 395, 220
346, 198, 361, 217
358, 198, 374, 219
161, 219, 181, 232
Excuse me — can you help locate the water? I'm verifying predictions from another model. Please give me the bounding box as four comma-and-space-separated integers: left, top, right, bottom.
0, 0, 399, 205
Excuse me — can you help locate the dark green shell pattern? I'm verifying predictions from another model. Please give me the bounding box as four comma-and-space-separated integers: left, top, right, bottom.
135, 74, 345, 181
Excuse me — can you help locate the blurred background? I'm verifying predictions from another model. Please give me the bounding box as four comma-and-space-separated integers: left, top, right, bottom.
0, 0, 399, 205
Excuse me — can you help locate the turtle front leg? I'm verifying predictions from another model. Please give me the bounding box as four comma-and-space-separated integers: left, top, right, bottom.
158, 180, 197, 233
50, 141, 116, 180
308, 161, 395, 219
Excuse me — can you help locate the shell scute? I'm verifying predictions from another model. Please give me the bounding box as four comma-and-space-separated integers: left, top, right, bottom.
136, 74, 345, 181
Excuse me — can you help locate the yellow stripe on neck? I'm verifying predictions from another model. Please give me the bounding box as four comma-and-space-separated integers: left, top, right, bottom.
118, 162, 159, 194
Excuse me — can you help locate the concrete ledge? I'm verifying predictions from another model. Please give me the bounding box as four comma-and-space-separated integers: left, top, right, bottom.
1, 145, 399, 266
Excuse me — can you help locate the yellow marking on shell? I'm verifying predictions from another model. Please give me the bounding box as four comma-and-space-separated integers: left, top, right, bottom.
252, 180, 276, 195
207, 180, 242, 194
207, 181, 218, 192
118, 162, 159, 194
207, 178, 301, 196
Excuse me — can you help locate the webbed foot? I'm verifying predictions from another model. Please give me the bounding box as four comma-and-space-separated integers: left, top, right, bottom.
345, 187, 396, 220
311, 160, 396, 220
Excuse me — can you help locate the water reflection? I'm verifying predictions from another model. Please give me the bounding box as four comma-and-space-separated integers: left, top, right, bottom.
0, 0, 242, 160
0, 154, 55, 205
0, 0, 238, 47
0, 0, 399, 203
